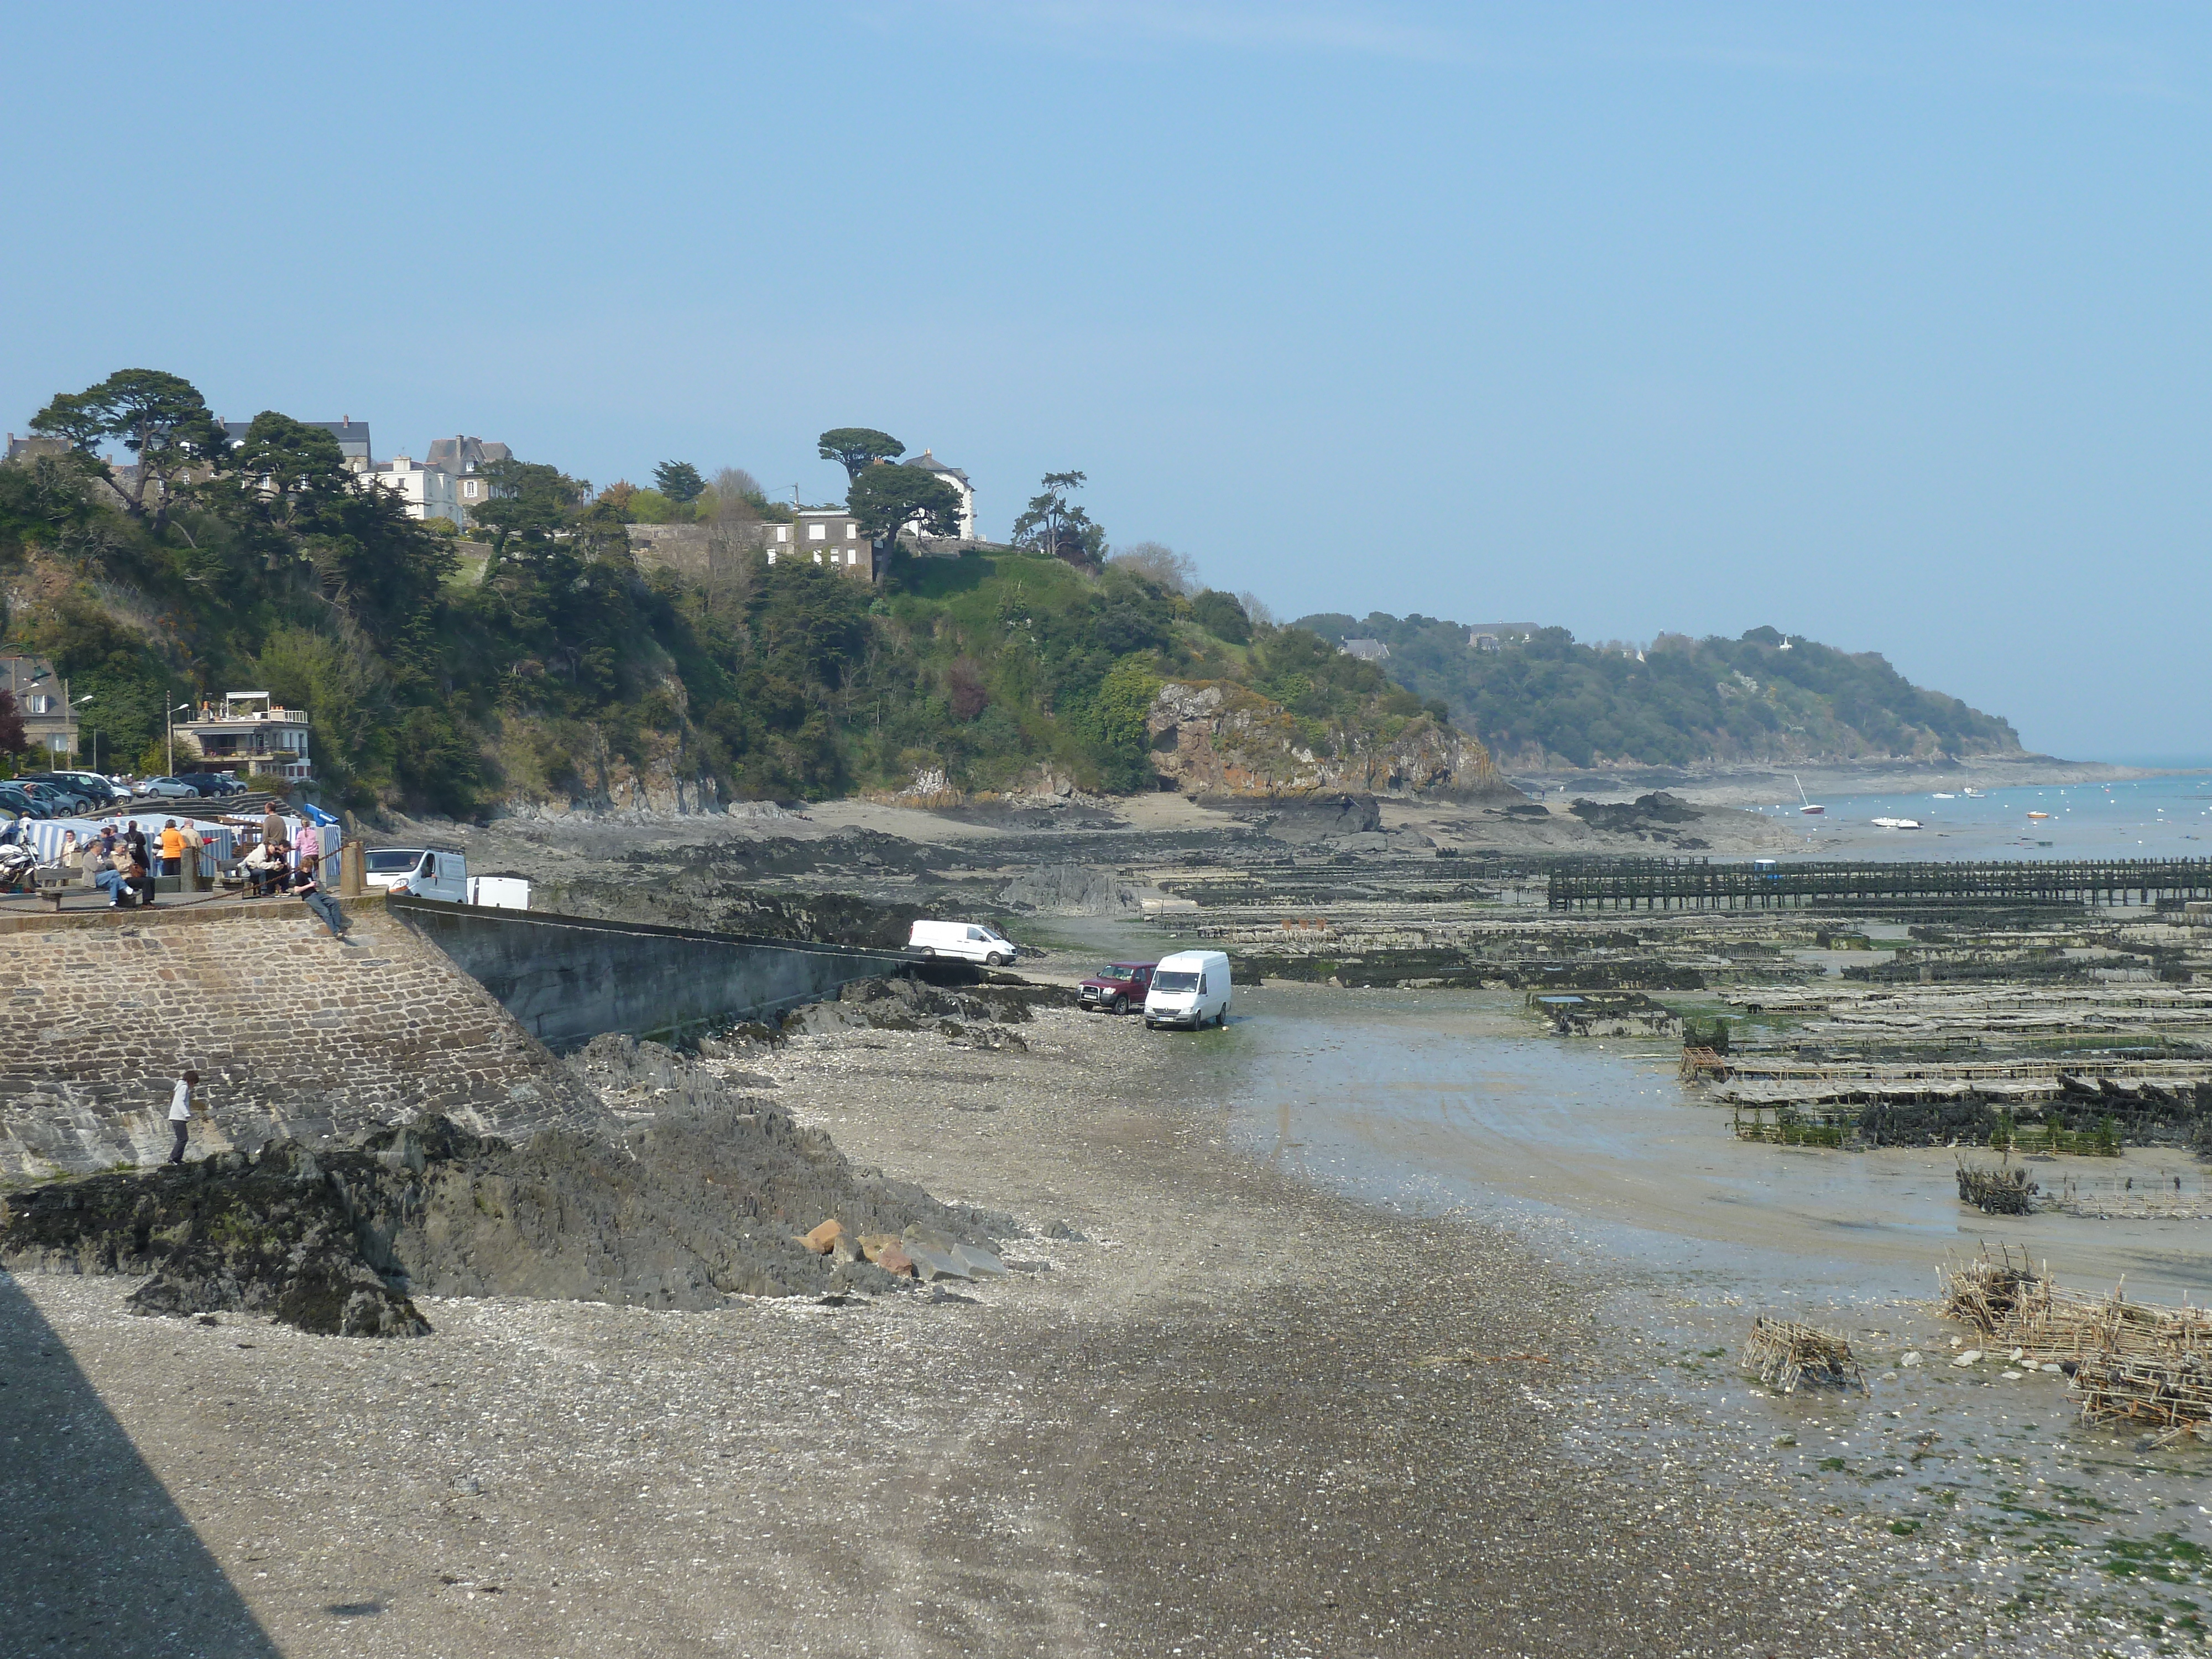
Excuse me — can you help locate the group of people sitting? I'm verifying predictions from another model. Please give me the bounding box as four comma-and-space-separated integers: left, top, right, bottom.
12, 810, 348, 938
46, 818, 205, 909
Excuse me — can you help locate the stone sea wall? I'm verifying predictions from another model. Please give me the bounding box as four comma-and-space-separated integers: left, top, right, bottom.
0, 902, 601, 1177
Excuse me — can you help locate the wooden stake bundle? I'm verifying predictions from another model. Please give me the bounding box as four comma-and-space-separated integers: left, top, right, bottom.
2073, 1353, 2212, 1439
1742, 1317, 1866, 1393
1955, 1162, 2036, 1214
1938, 1246, 2212, 1436
1939, 1247, 2212, 1364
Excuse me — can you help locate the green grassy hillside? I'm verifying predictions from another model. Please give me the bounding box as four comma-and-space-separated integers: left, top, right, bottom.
1296, 614, 2021, 769
0, 377, 1459, 814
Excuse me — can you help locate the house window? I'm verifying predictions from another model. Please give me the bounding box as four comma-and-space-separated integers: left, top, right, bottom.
465, 480, 478, 497
24, 695, 53, 714
846, 524, 857, 539
775, 525, 789, 543
845, 549, 857, 566
807, 523, 826, 540
812, 550, 822, 564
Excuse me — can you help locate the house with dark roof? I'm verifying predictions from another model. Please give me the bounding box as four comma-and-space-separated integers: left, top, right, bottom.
426, 436, 513, 524
904, 449, 975, 541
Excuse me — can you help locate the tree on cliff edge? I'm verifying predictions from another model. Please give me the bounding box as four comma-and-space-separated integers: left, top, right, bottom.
29, 369, 226, 533
817, 428, 904, 484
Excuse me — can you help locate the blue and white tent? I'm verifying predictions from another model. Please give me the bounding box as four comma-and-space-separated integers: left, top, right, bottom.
20, 816, 241, 878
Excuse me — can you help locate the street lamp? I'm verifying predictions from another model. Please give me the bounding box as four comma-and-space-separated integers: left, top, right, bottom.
166, 702, 192, 778
72, 694, 94, 773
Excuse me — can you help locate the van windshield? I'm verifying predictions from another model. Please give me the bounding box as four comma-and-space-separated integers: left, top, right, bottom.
367, 851, 424, 873
1153, 971, 1199, 993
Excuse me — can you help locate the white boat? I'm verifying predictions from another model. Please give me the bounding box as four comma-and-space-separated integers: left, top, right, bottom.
1962, 787, 1985, 798
1871, 816, 1922, 830
1932, 792, 1956, 800
1793, 774, 1824, 816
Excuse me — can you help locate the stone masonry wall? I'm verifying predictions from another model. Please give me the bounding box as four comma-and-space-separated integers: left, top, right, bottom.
0, 901, 604, 1177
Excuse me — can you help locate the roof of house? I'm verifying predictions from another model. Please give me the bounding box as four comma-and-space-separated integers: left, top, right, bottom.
426, 436, 512, 474
907, 449, 971, 486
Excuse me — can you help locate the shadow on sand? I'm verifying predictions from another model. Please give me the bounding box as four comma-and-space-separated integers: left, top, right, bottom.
0, 1269, 282, 1656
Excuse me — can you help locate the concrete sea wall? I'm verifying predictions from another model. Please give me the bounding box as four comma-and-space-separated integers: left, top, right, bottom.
0, 901, 602, 1177
389, 896, 917, 1050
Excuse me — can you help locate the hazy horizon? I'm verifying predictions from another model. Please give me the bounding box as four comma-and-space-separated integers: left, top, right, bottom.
6, 4, 2207, 763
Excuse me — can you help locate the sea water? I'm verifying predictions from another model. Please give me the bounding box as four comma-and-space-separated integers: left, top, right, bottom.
1745, 774, 2212, 861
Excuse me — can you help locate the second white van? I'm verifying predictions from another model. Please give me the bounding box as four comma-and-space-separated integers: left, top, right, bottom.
1144, 950, 1232, 1030
907, 918, 1022, 966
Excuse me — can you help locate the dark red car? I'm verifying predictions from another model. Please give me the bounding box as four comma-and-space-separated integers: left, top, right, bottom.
1079, 962, 1156, 1015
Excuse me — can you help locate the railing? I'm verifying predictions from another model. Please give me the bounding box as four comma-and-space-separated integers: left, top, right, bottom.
1547, 856, 2212, 912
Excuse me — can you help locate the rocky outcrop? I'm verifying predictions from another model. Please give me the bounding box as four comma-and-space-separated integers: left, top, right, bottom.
997, 862, 1156, 916
1144, 682, 1512, 801
1567, 791, 1713, 847
1, 1039, 1017, 1337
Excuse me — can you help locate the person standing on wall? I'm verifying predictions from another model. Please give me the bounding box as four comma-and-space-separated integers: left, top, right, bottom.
158, 819, 184, 879
166, 1070, 201, 1166
262, 805, 284, 851
290, 858, 349, 940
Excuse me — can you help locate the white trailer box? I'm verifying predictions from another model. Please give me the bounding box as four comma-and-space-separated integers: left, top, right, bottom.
468, 875, 531, 910
1144, 950, 1232, 1030
907, 918, 1021, 966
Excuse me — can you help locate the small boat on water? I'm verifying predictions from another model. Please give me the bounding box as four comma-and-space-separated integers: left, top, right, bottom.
1962, 787, 1985, 798
1793, 775, 1824, 816
1932, 792, 1956, 799
2027, 810, 2052, 820
1872, 816, 1922, 830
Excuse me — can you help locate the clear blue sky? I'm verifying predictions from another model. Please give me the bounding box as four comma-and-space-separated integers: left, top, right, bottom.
6, 4, 2207, 761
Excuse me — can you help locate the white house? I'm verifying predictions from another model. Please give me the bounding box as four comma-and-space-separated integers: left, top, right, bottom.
905, 450, 975, 541
363, 455, 464, 526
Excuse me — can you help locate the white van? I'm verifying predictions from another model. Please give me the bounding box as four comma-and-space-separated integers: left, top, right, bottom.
908, 919, 1021, 967
1144, 950, 1232, 1030
363, 847, 469, 904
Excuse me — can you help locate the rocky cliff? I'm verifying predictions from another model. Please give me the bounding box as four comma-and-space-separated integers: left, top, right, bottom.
1144, 682, 1513, 801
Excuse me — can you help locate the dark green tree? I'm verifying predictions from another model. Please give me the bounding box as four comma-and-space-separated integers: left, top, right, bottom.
219, 412, 354, 528
0, 690, 26, 758
1190, 589, 1251, 644
29, 368, 226, 531
651, 461, 706, 504
1011, 472, 1105, 566
817, 427, 904, 483
469, 458, 586, 574
847, 463, 963, 586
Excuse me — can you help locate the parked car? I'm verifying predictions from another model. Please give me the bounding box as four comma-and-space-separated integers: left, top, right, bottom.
906, 918, 1022, 967
176, 771, 246, 796
1144, 950, 1233, 1030
11, 775, 93, 813
18, 773, 120, 812
60, 770, 132, 806
0, 784, 47, 821
135, 776, 204, 799
1079, 962, 1156, 1015
14, 781, 76, 813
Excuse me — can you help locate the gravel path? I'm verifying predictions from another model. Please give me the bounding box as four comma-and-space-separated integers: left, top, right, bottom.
4, 1010, 1991, 1657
